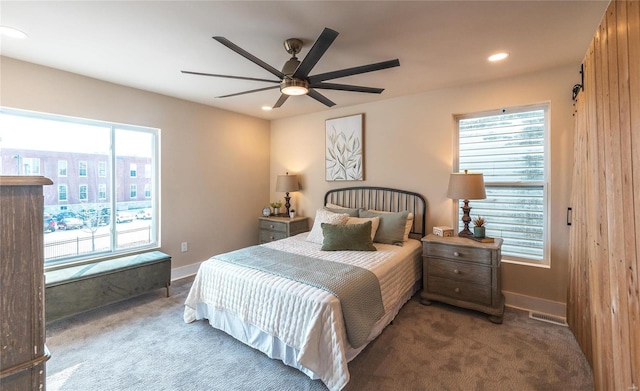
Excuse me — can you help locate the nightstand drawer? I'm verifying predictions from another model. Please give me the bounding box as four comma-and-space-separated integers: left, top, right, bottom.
427, 275, 492, 306
427, 258, 491, 285
424, 242, 494, 265
259, 230, 287, 243
259, 219, 287, 233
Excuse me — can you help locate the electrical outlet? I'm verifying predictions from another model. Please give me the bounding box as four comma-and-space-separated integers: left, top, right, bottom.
181, 242, 188, 252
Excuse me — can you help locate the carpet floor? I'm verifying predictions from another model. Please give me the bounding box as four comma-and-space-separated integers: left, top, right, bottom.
45, 277, 593, 391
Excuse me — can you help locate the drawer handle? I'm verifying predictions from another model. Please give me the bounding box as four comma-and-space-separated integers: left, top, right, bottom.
454, 288, 460, 293
270, 224, 275, 229
453, 251, 460, 257
270, 236, 275, 240
453, 269, 460, 274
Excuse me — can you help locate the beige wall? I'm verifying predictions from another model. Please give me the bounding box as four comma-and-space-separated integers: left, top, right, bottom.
270, 64, 578, 305
1, 55, 578, 306
0, 56, 271, 272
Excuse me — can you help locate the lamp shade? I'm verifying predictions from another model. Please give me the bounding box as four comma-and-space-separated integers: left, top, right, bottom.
275, 174, 299, 193
447, 171, 486, 200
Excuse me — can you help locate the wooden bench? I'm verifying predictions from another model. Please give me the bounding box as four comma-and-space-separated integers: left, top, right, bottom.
45, 251, 171, 322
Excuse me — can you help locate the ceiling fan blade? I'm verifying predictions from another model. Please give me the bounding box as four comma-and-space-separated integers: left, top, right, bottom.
215, 85, 279, 98
309, 82, 384, 94
308, 59, 400, 83
292, 28, 339, 79
307, 89, 336, 107
181, 70, 279, 84
213, 36, 285, 79
273, 94, 289, 108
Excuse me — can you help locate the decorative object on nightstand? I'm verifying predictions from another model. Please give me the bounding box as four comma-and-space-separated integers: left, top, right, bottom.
433, 226, 454, 237
270, 200, 283, 215
259, 215, 309, 244
289, 209, 296, 218
275, 172, 300, 216
447, 170, 486, 238
472, 216, 485, 238
420, 234, 504, 324
262, 207, 271, 217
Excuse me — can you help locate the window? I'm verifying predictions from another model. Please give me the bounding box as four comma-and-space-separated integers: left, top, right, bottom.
79, 161, 87, 177
58, 184, 68, 202
79, 184, 88, 201
145, 164, 151, 179
130, 163, 137, 178
0, 107, 160, 268
98, 161, 106, 177
144, 184, 151, 198
98, 184, 107, 200
23, 157, 40, 174
130, 184, 137, 199
455, 105, 548, 266
58, 160, 67, 177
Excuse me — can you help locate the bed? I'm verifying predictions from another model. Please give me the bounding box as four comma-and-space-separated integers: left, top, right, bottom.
184, 187, 427, 391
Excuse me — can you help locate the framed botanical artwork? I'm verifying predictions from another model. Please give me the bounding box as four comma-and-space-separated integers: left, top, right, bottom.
325, 113, 364, 181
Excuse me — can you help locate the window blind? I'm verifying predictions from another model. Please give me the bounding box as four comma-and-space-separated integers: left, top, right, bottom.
457, 108, 547, 262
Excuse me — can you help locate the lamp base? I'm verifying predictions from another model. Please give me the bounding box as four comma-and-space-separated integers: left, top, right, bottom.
457, 229, 474, 238
458, 200, 474, 238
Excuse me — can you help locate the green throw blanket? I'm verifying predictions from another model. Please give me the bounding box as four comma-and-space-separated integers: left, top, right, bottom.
214, 245, 384, 348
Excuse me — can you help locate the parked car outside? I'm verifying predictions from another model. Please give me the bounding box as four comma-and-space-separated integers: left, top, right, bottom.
55, 211, 77, 221
135, 209, 152, 220
57, 217, 84, 230
78, 208, 97, 220
99, 208, 111, 225
116, 211, 134, 223
43, 217, 56, 233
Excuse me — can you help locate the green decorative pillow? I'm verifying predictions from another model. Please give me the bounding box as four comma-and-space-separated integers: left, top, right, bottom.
358, 210, 409, 246
320, 221, 377, 251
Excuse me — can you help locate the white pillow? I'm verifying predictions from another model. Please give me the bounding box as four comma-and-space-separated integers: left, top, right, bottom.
347, 216, 380, 241
306, 208, 350, 244
368, 209, 414, 241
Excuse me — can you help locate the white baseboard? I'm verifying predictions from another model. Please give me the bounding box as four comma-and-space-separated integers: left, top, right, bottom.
171, 262, 201, 282
503, 290, 566, 320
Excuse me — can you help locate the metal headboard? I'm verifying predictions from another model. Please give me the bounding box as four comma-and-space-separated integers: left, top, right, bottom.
324, 186, 427, 239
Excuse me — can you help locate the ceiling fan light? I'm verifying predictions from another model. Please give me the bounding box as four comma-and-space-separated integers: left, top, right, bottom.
280, 79, 309, 96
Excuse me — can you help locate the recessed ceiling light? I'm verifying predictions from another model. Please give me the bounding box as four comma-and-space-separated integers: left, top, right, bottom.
261, 106, 272, 111
488, 52, 509, 62
0, 26, 28, 39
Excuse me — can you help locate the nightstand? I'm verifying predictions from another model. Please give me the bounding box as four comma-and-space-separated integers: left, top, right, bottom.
420, 234, 504, 324
259, 216, 309, 244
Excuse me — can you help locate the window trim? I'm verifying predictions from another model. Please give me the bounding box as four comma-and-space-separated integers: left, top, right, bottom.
0, 106, 161, 270
454, 103, 550, 267
58, 184, 68, 202
58, 160, 67, 177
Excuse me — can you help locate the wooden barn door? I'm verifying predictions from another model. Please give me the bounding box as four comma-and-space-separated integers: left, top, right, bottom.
567, 1, 639, 390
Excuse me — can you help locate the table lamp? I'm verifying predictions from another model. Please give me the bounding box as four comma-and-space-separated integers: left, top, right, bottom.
275, 172, 299, 217
447, 170, 486, 238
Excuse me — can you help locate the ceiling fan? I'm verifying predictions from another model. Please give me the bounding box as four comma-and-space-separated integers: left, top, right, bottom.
181, 27, 400, 109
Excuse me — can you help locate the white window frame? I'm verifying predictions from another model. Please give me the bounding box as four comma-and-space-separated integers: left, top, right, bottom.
98, 184, 107, 200
79, 184, 88, 201
130, 184, 137, 199
23, 157, 40, 175
130, 163, 137, 178
58, 160, 67, 177
454, 104, 550, 267
0, 106, 160, 269
98, 161, 107, 177
79, 161, 87, 177
58, 184, 68, 202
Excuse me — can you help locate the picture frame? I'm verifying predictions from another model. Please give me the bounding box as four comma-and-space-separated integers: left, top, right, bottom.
325, 113, 364, 181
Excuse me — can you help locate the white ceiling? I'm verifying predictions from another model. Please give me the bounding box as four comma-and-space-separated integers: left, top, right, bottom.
0, 1, 608, 120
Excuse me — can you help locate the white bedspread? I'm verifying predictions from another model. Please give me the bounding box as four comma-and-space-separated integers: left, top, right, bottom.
184, 233, 422, 391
